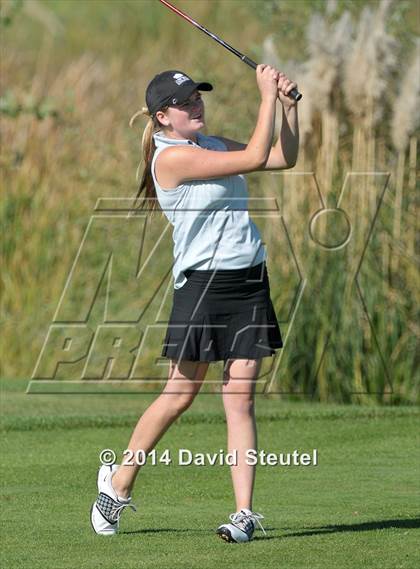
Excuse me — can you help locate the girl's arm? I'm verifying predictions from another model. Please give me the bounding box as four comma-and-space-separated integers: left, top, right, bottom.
213, 72, 299, 171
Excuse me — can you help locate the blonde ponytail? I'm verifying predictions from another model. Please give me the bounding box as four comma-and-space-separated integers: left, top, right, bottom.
129, 105, 168, 215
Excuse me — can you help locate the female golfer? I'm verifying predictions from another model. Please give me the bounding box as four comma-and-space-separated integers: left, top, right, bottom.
91, 64, 299, 542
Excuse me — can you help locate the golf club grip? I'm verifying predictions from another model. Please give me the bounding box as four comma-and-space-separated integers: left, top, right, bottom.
241, 56, 302, 101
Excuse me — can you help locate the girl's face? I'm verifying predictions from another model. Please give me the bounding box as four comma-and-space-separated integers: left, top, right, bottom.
156, 90, 205, 139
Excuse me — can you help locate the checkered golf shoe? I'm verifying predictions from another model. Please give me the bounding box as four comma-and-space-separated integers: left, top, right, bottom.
216, 508, 266, 543
90, 464, 137, 535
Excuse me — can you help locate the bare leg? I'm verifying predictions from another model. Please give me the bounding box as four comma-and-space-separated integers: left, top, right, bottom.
112, 359, 209, 498
222, 358, 262, 512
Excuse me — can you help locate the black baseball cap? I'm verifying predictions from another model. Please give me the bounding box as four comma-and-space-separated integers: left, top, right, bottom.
145, 70, 213, 116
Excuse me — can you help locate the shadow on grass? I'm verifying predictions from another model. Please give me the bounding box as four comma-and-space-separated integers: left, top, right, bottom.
121, 528, 205, 535
121, 519, 420, 538
121, 528, 279, 540
283, 517, 420, 538
121, 518, 420, 538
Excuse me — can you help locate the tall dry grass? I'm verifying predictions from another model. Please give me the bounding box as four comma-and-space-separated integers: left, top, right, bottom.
391, 39, 419, 249
262, 0, 419, 403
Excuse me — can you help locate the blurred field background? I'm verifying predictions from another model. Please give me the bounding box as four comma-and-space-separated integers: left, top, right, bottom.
1, 0, 419, 402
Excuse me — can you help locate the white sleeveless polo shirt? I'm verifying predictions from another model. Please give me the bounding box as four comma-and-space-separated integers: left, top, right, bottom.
151, 130, 267, 289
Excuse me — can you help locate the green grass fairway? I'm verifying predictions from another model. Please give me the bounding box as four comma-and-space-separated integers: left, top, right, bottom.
1, 380, 419, 569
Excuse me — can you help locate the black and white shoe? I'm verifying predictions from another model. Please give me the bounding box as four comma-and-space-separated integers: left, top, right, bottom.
216, 508, 266, 543
90, 464, 137, 535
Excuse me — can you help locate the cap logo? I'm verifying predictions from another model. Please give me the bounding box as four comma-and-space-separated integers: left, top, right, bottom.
173, 73, 190, 86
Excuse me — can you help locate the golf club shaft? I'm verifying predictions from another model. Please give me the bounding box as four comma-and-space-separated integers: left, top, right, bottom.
158, 0, 302, 102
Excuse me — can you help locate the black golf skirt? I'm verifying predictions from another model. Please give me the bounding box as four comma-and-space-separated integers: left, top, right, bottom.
161, 260, 283, 362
